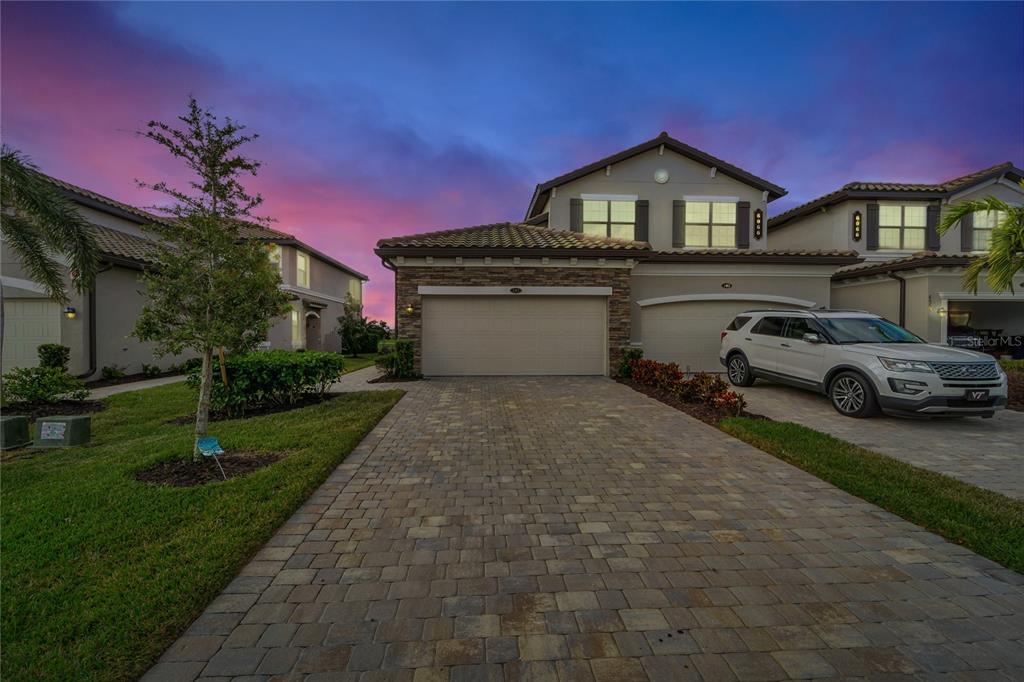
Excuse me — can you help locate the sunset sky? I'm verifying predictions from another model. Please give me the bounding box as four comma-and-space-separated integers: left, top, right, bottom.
3, 1, 1022, 323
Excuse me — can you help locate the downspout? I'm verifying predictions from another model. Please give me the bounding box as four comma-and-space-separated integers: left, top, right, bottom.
76, 262, 114, 379
887, 272, 906, 327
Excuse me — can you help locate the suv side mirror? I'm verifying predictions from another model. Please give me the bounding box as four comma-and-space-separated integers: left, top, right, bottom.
802, 332, 823, 344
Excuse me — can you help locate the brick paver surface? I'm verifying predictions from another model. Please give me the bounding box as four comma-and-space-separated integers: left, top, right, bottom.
145, 377, 1024, 681
739, 382, 1024, 499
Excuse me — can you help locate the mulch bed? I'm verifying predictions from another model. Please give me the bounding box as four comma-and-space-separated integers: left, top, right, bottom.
617, 378, 768, 426
135, 451, 285, 487
3, 400, 107, 420
164, 393, 341, 425
85, 371, 182, 389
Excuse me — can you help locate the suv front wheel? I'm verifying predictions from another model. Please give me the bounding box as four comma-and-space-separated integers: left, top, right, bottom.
726, 354, 755, 387
829, 371, 879, 418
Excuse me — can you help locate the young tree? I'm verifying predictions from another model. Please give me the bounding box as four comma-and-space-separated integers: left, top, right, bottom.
0, 146, 99, 360
133, 98, 290, 461
337, 294, 391, 356
938, 182, 1024, 294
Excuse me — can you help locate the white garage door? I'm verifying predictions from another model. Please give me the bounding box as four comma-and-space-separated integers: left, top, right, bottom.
422, 296, 607, 376
2, 298, 61, 371
642, 299, 803, 372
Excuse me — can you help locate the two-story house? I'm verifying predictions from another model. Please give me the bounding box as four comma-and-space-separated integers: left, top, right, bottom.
769, 163, 1024, 355
375, 132, 861, 375
1, 172, 367, 378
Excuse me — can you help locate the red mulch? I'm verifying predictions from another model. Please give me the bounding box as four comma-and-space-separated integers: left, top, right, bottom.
135, 451, 285, 487
617, 378, 767, 425
3, 400, 107, 420
164, 393, 341, 425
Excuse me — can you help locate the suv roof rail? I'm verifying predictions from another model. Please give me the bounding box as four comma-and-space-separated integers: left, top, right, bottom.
739, 308, 874, 316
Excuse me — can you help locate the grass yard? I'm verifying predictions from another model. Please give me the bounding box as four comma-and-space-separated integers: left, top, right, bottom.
720, 417, 1024, 573
342, 353, 378, 374
1, 382, 403, 682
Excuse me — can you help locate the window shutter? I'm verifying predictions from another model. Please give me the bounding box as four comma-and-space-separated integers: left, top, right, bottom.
672, 200, 685, 248
959, 211, 974, 252
634, 200, 649, 243
866, 203, 879, 250
926, 204, 941, 251
569, 198, 583, 232
735, 201, 751, 249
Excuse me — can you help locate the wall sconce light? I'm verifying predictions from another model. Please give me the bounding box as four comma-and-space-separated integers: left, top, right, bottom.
63, 306, 77, 320
721, 282, 733, 289
852, 211, 863, 241
404, 305, 414, 314
753, 209, 764, 240
937, 307, 947, 318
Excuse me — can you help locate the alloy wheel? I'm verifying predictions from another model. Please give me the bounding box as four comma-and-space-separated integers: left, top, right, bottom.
832, 376, 865, 414
728, 357, 746, 384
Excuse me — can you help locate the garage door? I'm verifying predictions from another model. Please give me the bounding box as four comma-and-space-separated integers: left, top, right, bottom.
422, 296, 607, 376
2, 298, 61, 371
642, 299, 803, 372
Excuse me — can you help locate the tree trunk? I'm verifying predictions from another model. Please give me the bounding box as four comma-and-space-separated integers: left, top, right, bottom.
193, 347, 214, 463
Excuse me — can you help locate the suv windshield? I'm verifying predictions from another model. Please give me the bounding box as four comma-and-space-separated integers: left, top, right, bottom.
817, 317, 923, 344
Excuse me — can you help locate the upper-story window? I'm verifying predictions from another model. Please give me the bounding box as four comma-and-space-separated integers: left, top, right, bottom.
684, 201, 735, 248
878, 204, 926, 250
348, 278, 361, 302
296, 252, 310, 288
972, 210, 1006, 251
583, 199, 635, 240
267, 244, 282, 270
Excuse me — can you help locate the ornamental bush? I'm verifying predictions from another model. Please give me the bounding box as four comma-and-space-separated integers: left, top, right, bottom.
376, 339, 417, 379
37, 343, 71, 371
627, 359, 746, 416
1, 366, 88, 405
187, 350, 346, 417
617, 347, 644, 378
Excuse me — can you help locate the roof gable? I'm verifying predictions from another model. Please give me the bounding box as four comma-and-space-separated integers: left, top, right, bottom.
525, 132, 787, 219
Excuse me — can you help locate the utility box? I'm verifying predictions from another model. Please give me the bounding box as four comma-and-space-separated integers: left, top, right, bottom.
1, 416, 32, 450
34, 415, 91, 448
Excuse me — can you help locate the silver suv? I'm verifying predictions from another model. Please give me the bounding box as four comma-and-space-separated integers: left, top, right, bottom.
720, 309, 1008, 418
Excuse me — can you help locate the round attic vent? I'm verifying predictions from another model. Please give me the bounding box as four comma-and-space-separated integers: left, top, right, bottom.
654, 169, 670, 184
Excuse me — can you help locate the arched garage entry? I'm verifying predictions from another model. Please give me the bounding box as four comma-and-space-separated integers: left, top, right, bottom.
638, 294, 816, 372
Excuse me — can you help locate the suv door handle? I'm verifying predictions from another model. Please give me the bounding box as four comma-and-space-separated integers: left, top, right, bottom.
780, 343, 791, 348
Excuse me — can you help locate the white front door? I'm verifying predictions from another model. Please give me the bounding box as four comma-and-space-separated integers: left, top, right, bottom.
2, 298, 61, 370
421, 295, 607, 376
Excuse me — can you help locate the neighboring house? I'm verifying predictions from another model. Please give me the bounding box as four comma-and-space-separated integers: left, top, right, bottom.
1, 173, 367, 378
769, 163, 1024, 353
375, 132, 861, 376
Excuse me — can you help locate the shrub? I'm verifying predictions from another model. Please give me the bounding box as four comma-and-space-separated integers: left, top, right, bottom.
1, 367, 88, 405
673, 372, 730, 403
629, 358, 683, 390
141, 363, 163, 378
37, 344, 71, 371
100, 365, 126, 380
187, 350, 346, 416
376, 339, 417, 379
627, 359, 746, 416
617, 347, 644, 378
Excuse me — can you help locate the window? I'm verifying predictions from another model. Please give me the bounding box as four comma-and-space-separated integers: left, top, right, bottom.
267, 244, 282, 270
684, 201, 736, 248
348, 278, 361, 303
726, 315, 752, 331
878, 204, 926, 250
582, 199, 635, 240
816, 317, 922, 344
290, 309, 303, 348
296, 252, 310, 288
751, 316, 786, 336
783, 318, 818, 340
972, 209, 1006, 251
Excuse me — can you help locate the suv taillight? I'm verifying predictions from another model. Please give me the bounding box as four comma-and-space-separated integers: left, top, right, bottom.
720, 331, 728, 340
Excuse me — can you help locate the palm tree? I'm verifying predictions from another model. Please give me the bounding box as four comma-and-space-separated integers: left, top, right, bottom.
0, 146, 99, 361
938, 181, 1024, 294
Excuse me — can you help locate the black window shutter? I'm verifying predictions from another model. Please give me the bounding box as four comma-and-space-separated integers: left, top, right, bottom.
735, 201, 751, 249
570, 198, 583, 232
959, 211, 974, 252
866, 203, 879, 250
634, 200, 649, 242
672, 200, 685, 248
926, 204, 941, 251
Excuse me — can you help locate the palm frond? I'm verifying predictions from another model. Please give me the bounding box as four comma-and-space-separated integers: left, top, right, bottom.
0, 214, 69, 301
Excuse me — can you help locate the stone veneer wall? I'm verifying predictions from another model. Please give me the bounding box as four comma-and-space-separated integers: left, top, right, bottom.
394, 266, 632, 375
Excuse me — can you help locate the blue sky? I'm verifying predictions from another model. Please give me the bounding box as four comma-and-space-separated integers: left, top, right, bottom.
3, 1, 1022, 320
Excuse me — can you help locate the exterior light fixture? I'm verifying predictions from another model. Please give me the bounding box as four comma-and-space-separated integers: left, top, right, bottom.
938, 307, 947, 318
63, 306, 77, 319
852, 211, 863, 241
404, 305, 414, 314
721, 282, 733, 289
753, 209, 764, 240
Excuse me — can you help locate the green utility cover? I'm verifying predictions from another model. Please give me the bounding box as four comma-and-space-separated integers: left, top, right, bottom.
34, 415, 91, 448
1, 416, 31, 450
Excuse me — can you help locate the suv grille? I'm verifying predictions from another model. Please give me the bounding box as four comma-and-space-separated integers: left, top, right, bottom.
928, 362, 999, 380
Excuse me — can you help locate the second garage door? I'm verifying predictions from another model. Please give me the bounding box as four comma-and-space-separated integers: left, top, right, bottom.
2, 298, 61, 371
421, 295, 607, 376
642, 299, 804, 372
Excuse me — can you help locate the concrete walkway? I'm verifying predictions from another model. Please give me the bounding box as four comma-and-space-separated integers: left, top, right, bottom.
88, 375, 185, 399
739, 382, 1024, 499
146, 377, 1023, 681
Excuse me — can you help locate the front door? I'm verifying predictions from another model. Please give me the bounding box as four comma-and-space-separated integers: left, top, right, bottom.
305, 313, 322, 350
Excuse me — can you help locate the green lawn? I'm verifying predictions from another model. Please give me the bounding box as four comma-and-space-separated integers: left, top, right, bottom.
1, 382, 403, 681
342, 353, 378, 374
720, 417, 1024, 573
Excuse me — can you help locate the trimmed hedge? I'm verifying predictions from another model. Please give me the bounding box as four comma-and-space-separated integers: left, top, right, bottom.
187, 350, 346, 417
1, 367, 88, 405
617, 347, 644, 378
37, 344, 71, 372
376, 339, 417, 379
628, 358, 746, 416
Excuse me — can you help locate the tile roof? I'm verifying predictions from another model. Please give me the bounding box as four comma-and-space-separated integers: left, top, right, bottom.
376, 222, 650, 252
769, 162, 1022, 230
90, 225, 164, 265
832, 251, 976, 280
525, 131, 787, 219
648, 248, 862, 265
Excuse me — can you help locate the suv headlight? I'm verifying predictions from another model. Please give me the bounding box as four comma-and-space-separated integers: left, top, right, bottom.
878, 357, 933, 373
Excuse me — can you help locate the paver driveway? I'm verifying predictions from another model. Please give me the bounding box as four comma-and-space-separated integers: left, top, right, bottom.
146, 377, 1024, 682
739, 382, 1024, 499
